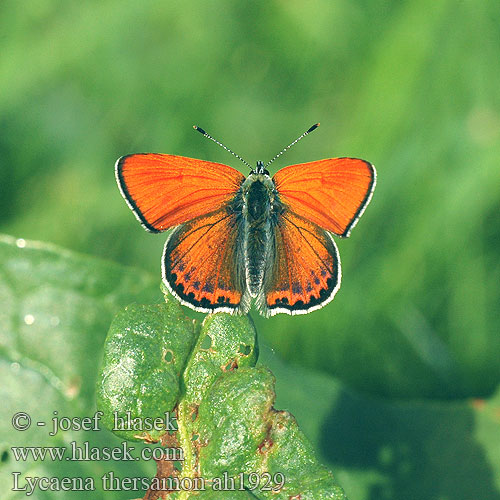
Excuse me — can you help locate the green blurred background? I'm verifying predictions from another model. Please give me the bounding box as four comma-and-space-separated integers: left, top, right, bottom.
2, 0, 499, 403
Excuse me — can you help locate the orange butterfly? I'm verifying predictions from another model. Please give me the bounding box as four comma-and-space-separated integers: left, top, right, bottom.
115, 124, 376, 316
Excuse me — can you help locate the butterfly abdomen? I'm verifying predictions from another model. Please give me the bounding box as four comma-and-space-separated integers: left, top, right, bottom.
242, 175, 275, 297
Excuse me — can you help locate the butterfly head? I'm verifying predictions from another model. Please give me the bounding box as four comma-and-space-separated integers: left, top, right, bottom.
252, 161, 270, 176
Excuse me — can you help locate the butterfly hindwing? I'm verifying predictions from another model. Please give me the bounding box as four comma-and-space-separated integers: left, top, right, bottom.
116, 154, 245, 232
261, 210, 341, 316
273, 158, 376, 237
162, 206, 248, 313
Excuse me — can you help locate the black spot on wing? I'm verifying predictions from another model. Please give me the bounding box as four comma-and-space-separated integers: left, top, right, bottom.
267, 275, 337, 312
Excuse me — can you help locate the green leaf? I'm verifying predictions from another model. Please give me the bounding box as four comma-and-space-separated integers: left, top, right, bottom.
97, 301, 197, 441
0, 234, 159, 409
98, 304, 347, 498
182, 313, 259, 406
0, 235, 160, 498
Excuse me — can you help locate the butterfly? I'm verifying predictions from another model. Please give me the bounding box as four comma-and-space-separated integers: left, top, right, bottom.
115, 124, 376, 317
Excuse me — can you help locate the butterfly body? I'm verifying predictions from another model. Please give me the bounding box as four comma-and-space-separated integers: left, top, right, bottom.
116, 134, 376, 317
240, 165, 280, 298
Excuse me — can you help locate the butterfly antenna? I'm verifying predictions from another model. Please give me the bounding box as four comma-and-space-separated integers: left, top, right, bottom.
193, 125, 252, 169
265, 123, 320, 168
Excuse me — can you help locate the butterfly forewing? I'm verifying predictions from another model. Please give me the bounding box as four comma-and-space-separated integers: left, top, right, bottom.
273, 158, 376, 237
116, 153, 245, 232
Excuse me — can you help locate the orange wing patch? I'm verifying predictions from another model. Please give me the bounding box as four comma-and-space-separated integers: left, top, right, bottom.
162, 207, 247, 313
262, 211, 340, 316
116, 154, 245, 232
273, 158, 376, 237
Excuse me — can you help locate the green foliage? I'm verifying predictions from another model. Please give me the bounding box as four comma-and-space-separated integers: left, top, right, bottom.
97, 302, 197, 441
97, 297, 346, 498
182, 314, 259, 406
263, 348, 500, 500
1, 0, 499, 401
0, 235, 159, 498
1, 236, 500, 499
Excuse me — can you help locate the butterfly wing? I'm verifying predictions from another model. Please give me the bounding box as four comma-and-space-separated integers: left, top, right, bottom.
261, 210, 340, 316
162, 206, 248, 313
116, 153, 245, 232
273, 158, 376, 237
